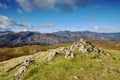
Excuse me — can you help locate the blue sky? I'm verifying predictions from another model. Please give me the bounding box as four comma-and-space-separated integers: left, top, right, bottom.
0, 0, 120, 33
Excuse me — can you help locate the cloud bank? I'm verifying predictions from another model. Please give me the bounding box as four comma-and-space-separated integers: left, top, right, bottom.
17, 8, 23, 14
0, 15, 55, 31
39, 23, 55, 28
16, 0, 93, 12
0, 15, 34, 31
90, 26, 120, 32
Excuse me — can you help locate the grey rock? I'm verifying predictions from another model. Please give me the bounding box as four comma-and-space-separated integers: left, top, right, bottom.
10, 58, 35, 80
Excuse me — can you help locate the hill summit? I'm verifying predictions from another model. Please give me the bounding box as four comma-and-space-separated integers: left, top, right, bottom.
0, 39, 119, 80
9, 39, 105, 80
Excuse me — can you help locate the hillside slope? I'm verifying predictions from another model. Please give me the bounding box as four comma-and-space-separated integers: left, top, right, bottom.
23, 50, 120, 80
0, 39, 120, 80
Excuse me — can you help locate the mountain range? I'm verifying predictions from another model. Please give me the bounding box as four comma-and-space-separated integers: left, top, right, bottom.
0, 31, 120, 47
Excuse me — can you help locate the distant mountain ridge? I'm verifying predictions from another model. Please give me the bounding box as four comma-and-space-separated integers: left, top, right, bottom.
0, 31, 120, 47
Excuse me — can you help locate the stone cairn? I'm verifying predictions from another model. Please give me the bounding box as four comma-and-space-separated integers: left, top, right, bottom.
57, 39, 104, 58
72, 39, 104, 53
10, 58, 35, 80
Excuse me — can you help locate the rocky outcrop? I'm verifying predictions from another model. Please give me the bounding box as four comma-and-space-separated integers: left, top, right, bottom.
10, 58, 35, 80
0, 55, 33, 75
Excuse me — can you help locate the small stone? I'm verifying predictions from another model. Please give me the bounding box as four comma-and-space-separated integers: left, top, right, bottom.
80, 67, 84, 71
74, 75, 80, 79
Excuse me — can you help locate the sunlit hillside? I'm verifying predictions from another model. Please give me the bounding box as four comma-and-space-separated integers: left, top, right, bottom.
0, 39, 120, 80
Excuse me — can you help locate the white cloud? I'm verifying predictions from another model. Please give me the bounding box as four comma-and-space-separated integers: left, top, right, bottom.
0, 2, 8, 9
16, 0, 56, 11
16, 0, 92, 12
17, 8, 23, 14
90, 26, 120, 32
0, 15, 56, 31
39, 22, 55, 28
23, 28, 27, 31
0, 15, 26, 27
90, 26, 111, 31
0, 27, 11, 31
0, 15, 34, 31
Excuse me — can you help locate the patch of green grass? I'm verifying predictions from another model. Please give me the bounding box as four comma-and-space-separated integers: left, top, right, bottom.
0, 65, 20, 80
22, 50, 120, 80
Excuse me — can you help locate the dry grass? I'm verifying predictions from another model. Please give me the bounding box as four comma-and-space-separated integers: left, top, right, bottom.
0, 43, 71, 62
90, 40, 120, 50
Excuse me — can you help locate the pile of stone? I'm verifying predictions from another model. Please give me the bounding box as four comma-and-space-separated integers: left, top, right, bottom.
56, 39, 104, 58
71, 39, 104, 54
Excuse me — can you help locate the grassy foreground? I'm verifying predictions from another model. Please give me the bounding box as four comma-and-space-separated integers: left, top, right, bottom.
1, 50, 120, 80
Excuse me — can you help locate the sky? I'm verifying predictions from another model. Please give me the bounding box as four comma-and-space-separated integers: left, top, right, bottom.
0, 0, 120, 33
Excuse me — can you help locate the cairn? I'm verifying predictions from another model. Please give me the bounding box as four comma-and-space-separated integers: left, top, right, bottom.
70, 38, 104, 54
57, 39, 104, 58
64, 47, 74, 58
